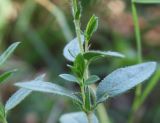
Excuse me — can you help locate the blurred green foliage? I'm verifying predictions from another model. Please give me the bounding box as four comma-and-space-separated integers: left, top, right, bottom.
0, 0, 160, 123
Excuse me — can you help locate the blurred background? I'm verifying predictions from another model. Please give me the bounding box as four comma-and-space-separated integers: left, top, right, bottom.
0, 0, 160, 123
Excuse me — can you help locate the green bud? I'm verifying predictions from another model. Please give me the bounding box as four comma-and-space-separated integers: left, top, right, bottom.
85, 15, 99, 42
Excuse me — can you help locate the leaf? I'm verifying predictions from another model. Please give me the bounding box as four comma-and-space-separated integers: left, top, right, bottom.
5, 89, 32, 112
72, 0, 81, 19
85, 87, 91, 111
83, 50, 125, 61
96, 62, 157, 103
72, 54, 86, 79
0, 42, 20, 67
85, 75, 100, 85
63, 36, 84, 62
0, 103, 5, 122
59, 74, 79, 83
85, 15, 98, 42
0, 69, 17, 84
60, 112, 99, 123
5, 74, 46, 112
133, 0, 160, 4
15, 81, 82, 103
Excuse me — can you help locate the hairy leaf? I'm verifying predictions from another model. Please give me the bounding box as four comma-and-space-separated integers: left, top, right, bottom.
60, 112, 99, 123
83, 50, 125, 61
5, 89, 32, 112
0, 42, 20, 67
133, 0, 160, 4
85, 15, 98, 42
59, 74, 79, 83
72, 0, 81, 19
85, 75, 100, 85
15, 81, 82, 103
72, 54, 86, 79
96, 62, 157, 103
63, 36, 84, 62
5, 74, 46, 112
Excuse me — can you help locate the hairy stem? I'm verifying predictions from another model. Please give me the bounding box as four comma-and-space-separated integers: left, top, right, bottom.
80, 85, 86, 108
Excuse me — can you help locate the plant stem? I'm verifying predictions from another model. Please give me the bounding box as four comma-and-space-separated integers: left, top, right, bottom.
74, 20, 84, 53
129, 2, 143, 123
97, 104, 111, 123
80, 85, 86, 108
87, 112, 93, 123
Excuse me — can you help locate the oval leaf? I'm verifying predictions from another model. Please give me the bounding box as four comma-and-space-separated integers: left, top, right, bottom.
83, 50, 125, 61
85, 75, 100, 85
15, 81, 81, 103
0, 42, 20, 67
59, 74, 79, 83
96, 62, 157, 103
63, 36, 84, 62
85, 15, 98, 42
60, 112, 99, 123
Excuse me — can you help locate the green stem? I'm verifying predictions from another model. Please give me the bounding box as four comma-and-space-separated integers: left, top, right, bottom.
129, 2, 143, 123
80, 85, 86, 108
87, 112, 93, 123
74, 20, 84, 53
97, 104, 111, 123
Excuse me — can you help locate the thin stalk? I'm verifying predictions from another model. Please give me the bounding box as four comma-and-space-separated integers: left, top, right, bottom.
129, 2, 143, 123
132, 2, 142, 64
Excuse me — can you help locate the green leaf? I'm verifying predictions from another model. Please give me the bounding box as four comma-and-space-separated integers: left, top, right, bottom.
0, 103, 5, 122
85, 87, 91, 111
85, 15, 98, 42
96, 62, 157, 103
0, 42, 20, 67
59, 74, 79, 83
83, 50, 125, 61
5, 89, 32, 112
85, 75, 100, 85
72, 0, 81, 19
0, 69, 17, 84
133, 0, 160, 4
5, 74, 45, 112
72, 54, 86, 79
63, 36, 84, 62
15, 81, 82, 104
60, 112, 99, 123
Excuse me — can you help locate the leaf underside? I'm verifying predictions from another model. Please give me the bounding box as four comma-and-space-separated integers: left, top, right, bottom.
63, 36, 84, 62
15, 81, 82, 103
5, 89, 32, 112
96, 62, 157, 103
60, 112, 99, 123
83, 50, 125, 61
